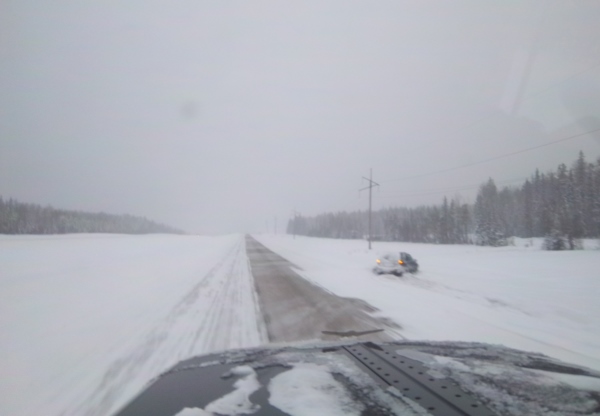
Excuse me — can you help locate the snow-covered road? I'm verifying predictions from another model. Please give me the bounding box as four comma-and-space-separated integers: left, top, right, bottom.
0, 234, 267, 416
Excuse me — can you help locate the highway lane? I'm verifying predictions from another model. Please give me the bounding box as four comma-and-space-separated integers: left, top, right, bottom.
245, 235, 399, 343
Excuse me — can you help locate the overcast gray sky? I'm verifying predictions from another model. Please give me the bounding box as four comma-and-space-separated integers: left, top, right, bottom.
2, 1, 600, 234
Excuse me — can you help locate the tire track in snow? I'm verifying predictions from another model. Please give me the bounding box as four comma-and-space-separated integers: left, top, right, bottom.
188, 238, 268, 352
374, 272, 534, 317
65, 236, 267, 416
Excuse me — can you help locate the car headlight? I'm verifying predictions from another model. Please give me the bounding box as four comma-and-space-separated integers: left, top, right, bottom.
398, 260, 404, 265
376, 259, 381, 264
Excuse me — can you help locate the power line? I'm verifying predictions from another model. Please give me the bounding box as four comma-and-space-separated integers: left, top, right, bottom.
407, 60, 600, 154
381, 175, 526, 193
378, 176, 528, 199
517, 61, 600, 104
298, 63, 600, 218
381, 127, 600, 183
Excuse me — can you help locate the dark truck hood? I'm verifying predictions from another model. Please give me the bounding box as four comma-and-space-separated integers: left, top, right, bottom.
113, 340, 600, 416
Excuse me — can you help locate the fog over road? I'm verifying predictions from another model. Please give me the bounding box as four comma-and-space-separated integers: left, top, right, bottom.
245, 235, 400, 343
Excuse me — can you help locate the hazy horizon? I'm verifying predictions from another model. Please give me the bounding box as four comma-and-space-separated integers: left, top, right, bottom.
2, 1, 600, 234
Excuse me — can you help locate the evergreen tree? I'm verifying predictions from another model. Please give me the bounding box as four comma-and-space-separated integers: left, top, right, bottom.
474, 179, 507, 246
287, 152, 598, 245
0, 197, 182, 234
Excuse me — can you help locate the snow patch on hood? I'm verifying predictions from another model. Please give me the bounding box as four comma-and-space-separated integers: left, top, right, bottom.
530, 369, 600, 391
174, 408, 212, 416
171, 366, 262, 416
204, 365, 261, 415
268, 362, 364, 416
432, 355, 472, 372
407, 342, 600, 415
394, 348, 437, 365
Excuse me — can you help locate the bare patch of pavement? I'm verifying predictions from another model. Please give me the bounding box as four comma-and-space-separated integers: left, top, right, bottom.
245, 235, 402, 343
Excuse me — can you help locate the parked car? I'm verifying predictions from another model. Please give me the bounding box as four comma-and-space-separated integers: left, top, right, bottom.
400, 252, 419, 273
373, 252, 419, 276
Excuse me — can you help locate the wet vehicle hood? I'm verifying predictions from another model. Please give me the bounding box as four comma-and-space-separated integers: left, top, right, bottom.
112, 340, 600, 416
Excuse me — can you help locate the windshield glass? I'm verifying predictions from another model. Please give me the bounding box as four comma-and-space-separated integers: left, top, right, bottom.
1, 2, 599, 416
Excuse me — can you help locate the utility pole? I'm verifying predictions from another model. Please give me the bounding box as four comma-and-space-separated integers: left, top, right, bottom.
292, 209, 300, 239
359, 168, 379, 250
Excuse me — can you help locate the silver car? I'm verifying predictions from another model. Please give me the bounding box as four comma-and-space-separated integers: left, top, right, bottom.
373, 252, 419, 276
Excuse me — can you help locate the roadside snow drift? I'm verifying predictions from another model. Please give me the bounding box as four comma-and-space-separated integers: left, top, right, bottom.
253, 234, 600, 372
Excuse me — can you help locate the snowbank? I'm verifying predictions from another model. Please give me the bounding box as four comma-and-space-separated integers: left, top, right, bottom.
254, 234, 600, 372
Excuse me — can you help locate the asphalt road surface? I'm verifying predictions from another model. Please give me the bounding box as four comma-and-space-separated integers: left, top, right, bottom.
246, 235, 401, 343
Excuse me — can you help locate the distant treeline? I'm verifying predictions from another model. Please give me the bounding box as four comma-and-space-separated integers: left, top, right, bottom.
288, 152, 600, 248
0, 197, 183, 235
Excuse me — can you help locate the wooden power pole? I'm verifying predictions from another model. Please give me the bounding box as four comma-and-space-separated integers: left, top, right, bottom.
359, 169, 379, 250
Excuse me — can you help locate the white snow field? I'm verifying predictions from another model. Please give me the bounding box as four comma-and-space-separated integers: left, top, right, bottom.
2, 233, 600, 416
254, 235, 600, 372
0, 234, 267, 416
